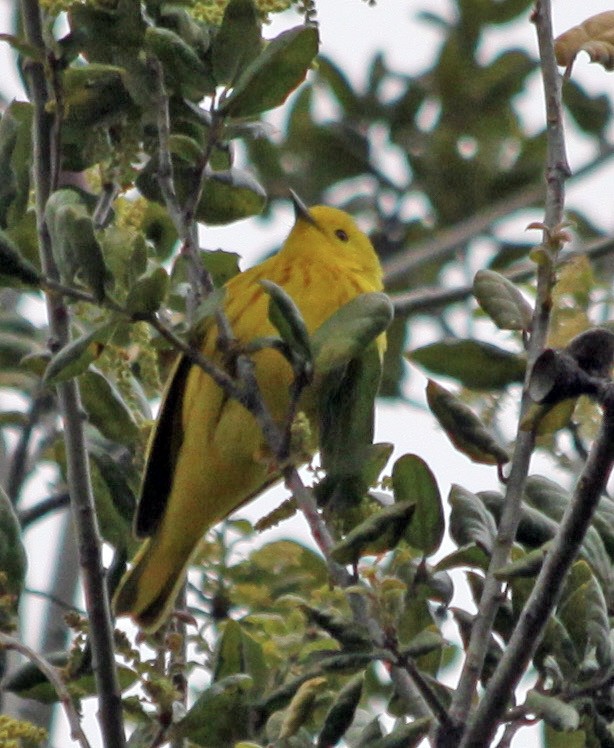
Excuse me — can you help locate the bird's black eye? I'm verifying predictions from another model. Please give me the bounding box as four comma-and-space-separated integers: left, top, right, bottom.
335, 228, 349, 242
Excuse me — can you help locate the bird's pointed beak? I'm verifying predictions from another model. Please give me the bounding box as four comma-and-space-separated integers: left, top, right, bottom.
290, 190, 318, 226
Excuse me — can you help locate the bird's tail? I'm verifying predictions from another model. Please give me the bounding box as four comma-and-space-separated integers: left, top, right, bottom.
113, 534, 193, 632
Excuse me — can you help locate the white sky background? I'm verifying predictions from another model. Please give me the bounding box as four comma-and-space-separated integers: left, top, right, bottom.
3, 0, 614, 746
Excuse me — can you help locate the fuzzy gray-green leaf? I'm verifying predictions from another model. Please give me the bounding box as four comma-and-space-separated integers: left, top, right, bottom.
312, 292, 392, 375
473, 269, 533, 331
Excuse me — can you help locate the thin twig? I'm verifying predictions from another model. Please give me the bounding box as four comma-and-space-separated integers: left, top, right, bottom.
0, 632, 92, 748
42, 276, 250, 408
23, 584, 82, 613
282, 468, 433, 719
18, 492, 70, 527
92, 181, 121, 229
283, 467, 346, 578
145, 313, 246, 402
6, 390, 47, 504
149, 56, 184, 238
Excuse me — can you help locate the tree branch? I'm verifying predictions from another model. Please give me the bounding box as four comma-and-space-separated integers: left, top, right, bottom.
463, 380, 614, 746
390, 230, 614, 316
19, 0, 126, 744
442, 1, 570, 742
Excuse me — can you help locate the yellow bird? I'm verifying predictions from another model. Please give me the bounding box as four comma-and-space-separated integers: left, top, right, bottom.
113, 194, 385, 631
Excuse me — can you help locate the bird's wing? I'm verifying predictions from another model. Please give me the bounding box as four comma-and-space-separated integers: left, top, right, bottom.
134, 353, 191, 537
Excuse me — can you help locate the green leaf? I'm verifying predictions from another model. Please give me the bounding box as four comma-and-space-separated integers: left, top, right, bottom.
167, 133, 203, 163
563, 78, 611, 137
330, 501, 416, 565
144, 26, 209, 100
434, 543, 490, 573
473, 269, 533, 331
301, 605, 370, 650
396, 587, 441, 675
479, 0, 534, 24
198, 169, 267, 224
212, 0, 262, 85
544, 724, 589, 748
360, 441, 394, 488
316, 673, 363, 748
355, 719, 384, 746
80, 370, 140, 446
125, 266, 169, 315
173, 674, 253, 745
535, 615, 578, 678
558, 561, 611, 667
425, 380, 510, 465
141, 201, 178, 261
0, 228, 41, 287
45, 189, 110, 300
317, 56, 362, 117
370, 717, 432, 748
590, 493, 614, 561
189, 287, 226, 338
220, 25, 319, 117
494, 544, 551, 580
66, 3, 145, 68
213, 619, 268, 698
410, 339, 526, 389
523, 476, 568, 517
391, 454, 444, 555
0, 101, 33, 227
312, 292, 393, 375
401, 629, 446, 659
316, 345, 383, 515
523, 477, 613, 583
229, 540, 328, 604
3, 651, 136, 703
261, 279, 312, 366
87, 440, 137, 552
201, 249, 242, 286
137, 154, 267, 225
278, 676, 327, 740
525, 690, 580, 732
449, 484, 497, 555
44, 322, 116, 386
61, 64, 135, 129
480, 490, 560, 553
0, 315, 45, 385
0, 485, 26, 603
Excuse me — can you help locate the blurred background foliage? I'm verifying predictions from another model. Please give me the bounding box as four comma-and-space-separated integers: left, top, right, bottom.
2, 0, 614, 745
